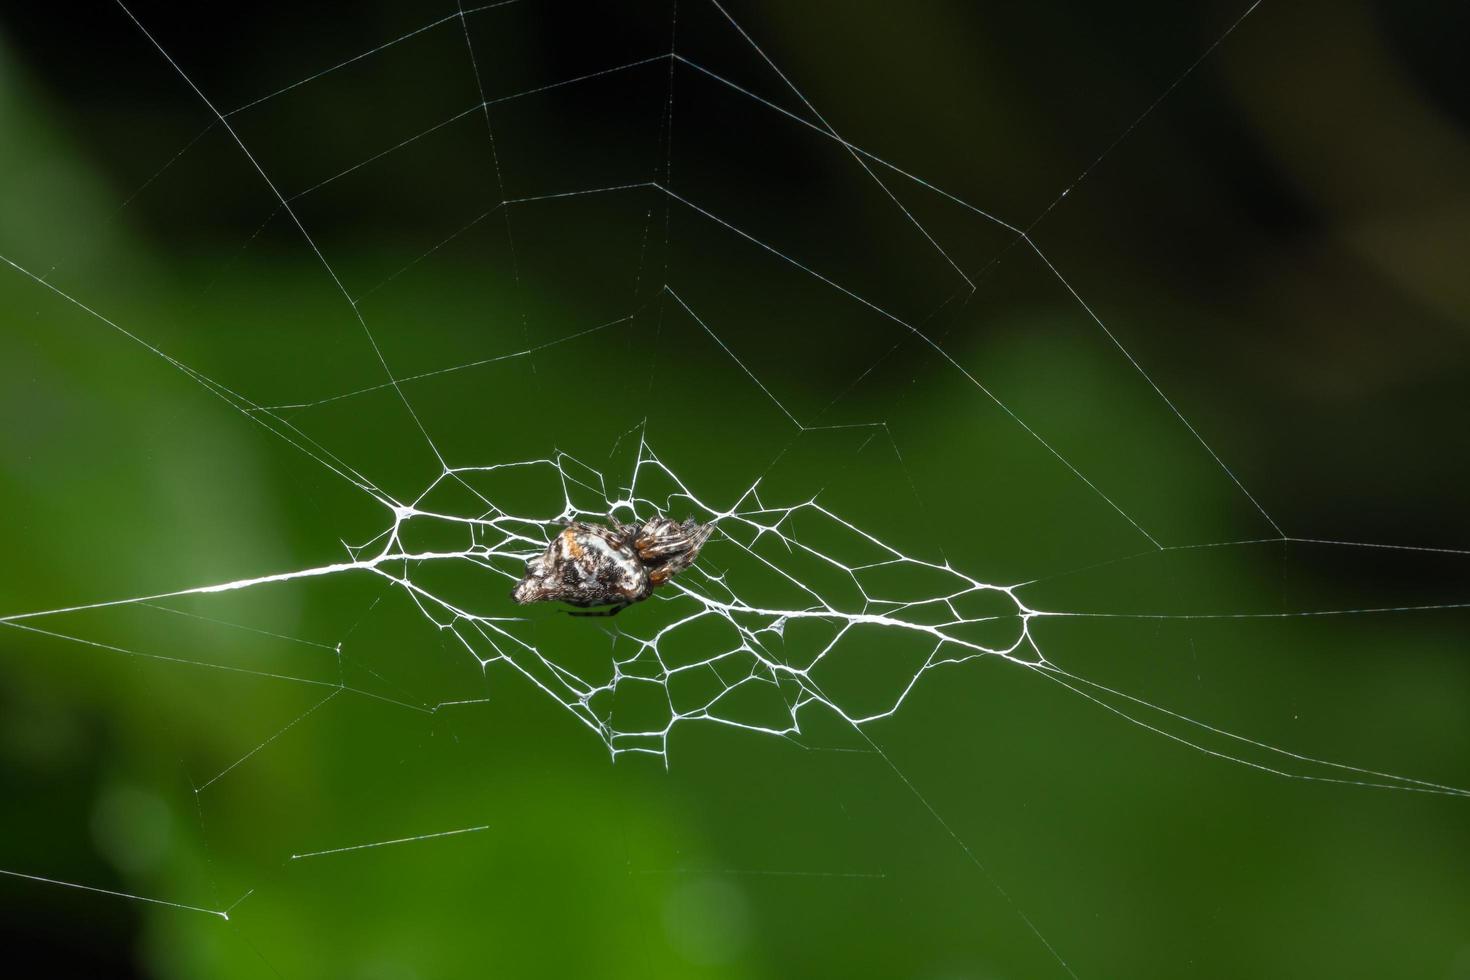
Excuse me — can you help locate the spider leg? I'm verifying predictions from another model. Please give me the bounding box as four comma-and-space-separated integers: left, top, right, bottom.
645, 526, 713, 587
567, 602, 629, 618
649, 553, 696, 584
635, 523, 713, 563
609, 519, 639, 548
636, 535, 696, 561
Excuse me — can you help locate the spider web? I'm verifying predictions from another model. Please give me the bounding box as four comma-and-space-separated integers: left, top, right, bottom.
1, 1, 1467, 976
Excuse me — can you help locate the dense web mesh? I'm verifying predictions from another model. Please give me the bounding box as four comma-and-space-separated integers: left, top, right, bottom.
1, 0, 1467, 975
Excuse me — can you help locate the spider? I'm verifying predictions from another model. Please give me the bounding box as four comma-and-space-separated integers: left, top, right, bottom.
510, 516, 713, 616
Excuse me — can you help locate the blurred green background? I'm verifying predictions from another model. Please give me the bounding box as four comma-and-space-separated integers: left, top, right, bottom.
1, 1, 1468, 977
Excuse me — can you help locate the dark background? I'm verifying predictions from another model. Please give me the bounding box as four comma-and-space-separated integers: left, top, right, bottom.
1, 1, 1468, 977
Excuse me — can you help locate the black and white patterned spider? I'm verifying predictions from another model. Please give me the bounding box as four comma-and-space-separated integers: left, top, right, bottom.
510, 516, 713, 616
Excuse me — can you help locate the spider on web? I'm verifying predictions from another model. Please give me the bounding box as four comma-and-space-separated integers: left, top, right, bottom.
511, 516, 713, 616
